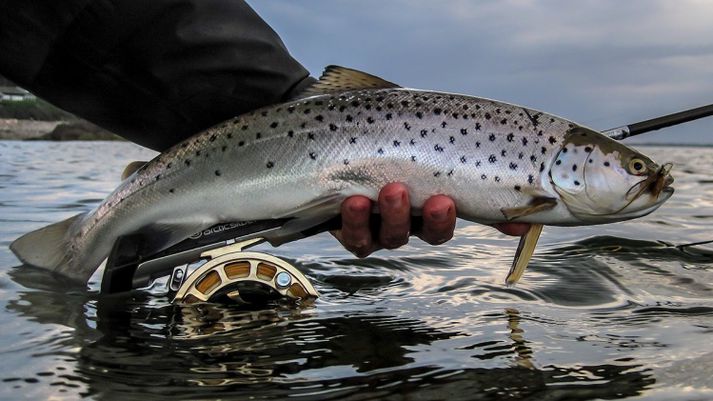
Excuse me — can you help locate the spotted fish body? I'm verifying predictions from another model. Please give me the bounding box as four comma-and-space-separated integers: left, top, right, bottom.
11, 66, 673, 283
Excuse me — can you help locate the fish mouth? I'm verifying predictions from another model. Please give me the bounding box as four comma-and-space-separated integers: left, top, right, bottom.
626, 163, 674, 202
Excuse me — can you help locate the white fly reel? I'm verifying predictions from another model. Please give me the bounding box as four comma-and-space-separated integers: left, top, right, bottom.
173, 238, 319, 305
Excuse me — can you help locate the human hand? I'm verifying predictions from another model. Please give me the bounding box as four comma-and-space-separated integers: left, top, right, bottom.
331, 183, 531, 257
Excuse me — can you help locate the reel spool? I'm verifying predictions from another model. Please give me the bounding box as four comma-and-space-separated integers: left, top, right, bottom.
173, 238, 319, 305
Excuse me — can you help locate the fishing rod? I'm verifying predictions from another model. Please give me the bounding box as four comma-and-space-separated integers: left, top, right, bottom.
604, 103, 713, 140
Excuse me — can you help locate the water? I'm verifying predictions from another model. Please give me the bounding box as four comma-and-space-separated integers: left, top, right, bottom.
2, 141, 713, 400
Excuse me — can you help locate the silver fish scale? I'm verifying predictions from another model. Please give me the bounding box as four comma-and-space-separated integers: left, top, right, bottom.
66, 88, 579, 280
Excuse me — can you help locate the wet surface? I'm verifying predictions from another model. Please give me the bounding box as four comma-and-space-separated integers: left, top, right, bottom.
1, 141, 713, 400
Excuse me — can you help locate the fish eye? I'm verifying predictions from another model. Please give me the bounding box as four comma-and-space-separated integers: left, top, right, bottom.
627, 158, 647, 175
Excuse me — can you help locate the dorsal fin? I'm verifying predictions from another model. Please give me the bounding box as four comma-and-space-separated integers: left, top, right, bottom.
297, 65, 401, 98
121, 161, 148, 180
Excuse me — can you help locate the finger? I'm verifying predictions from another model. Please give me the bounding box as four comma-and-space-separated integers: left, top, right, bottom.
378, 183, 411, 249
337, 196, 378, 257
492, 222, 532, 236
419, 195, 456, 245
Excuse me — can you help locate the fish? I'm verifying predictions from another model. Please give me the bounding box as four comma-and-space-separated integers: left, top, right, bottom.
10, 66, 675, 284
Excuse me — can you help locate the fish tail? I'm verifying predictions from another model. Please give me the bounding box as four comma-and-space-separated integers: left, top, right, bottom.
10, 213, 85, 279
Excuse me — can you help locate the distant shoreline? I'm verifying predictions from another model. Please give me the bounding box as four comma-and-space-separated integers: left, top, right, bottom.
0, 118, 123, 141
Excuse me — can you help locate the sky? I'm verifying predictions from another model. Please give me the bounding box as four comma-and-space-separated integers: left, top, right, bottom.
249, 0, 713, 145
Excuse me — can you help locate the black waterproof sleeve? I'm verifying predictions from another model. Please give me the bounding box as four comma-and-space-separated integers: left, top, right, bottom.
0, 0, 314, 151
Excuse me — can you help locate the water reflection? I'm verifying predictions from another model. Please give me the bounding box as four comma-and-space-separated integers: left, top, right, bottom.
5, 266, 657, 400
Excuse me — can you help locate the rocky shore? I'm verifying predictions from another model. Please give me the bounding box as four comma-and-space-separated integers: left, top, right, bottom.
0, 119, 123, 141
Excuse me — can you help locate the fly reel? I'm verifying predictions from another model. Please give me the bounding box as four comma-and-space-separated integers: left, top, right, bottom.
172, 238, 318, 305
100, 219, 320, 305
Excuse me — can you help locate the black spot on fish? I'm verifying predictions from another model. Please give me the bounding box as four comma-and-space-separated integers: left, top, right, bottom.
346, 115, 353, 122
215, 169, 222, 176
434, 108, 442, 115
410, 138, 416, 145
393, 140, 401, 147
523, 109, 540, 127
514, 185, 521, 191
489, 134, 496, 141
288, 130, 294, 137
308, 132, 315, 140
270, 122, 279, 129
238, 141, 245, 146
256, 133, 262, 139
185, 160, 191, 166
572, 164, 578, 172
447, 169, 454, 177
167, 162, 172, 169
476, 141, 481, 148
387, 102, 394, 109
449, 136, 455, 144
562, 147, 568, 153
509, 162, 518, 170
288, 106, 295, 113
420, 129, 428, 138
452, 112, 459, 119
365, 104, 372, 110
481, 174, 487, 180
401, 100, 409, 107
376, 96, 385, 102
328, 104, 335, 111
496, 108, 501, 114
475, 122, 482, 130
528, 175, 534, 184
351, 100, 360, 107
416, 111, 423, 119
378, 148, 384, 154
530, 155, 537, 162
460, 155, 467, 163
589, 159, 593, 164
604, 161, 610, 167
460, 128, 468, 136
266, 161, 274, 169
304, 109, 311, 115
584, 146, 592, 152
221, 145, 227, 152
195, 150, 201, 156
339, 105, 346, 112
441, 121, 447, 128
485, 112, 491, 120
411, 155, 416, 162
315, 115, 324, 122
404, 122, 411, 130
500, 118, 507, 125
548, 136, 556, 145
386, 113, 393, 120
349, 137, 357, 144
475, 160, 481, 167
309, 152, 317, 160
501, 149, 507, 157
463, 105, 469, 110
521, 137, 528, 146
489, 154, 497, 163
518, 152, 524, 159
329, 123, 338, 131
376, 106, 382, 111
169, 188, 175, 193
343, 159, 350, 165
495, 176, 501, 182
434, 171, 441, 177
556, 160, 562, 165
434, 144, 444, 152
209, 134, 217, 142
227, 133, 233, 139
574, 180, 580, 186
155, 174, 161, 181
541, 146, 547, 155
540, 162, 545, 172
507, 133, 514, 142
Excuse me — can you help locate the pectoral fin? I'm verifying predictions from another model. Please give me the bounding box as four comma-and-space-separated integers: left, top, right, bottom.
505, 223, 544, 285
500, 197, 557, 221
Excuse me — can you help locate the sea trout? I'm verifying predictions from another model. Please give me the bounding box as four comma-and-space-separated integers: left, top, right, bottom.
11, 66, 674, 284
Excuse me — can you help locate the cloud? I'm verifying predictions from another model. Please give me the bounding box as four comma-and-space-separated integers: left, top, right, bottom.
249, 0, 713, 143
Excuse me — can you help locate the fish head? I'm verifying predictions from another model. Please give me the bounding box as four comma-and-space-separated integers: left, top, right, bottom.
549, 127, 674, 223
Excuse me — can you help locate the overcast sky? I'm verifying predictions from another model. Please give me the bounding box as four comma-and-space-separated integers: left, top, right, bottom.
249, 0, 713, 144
